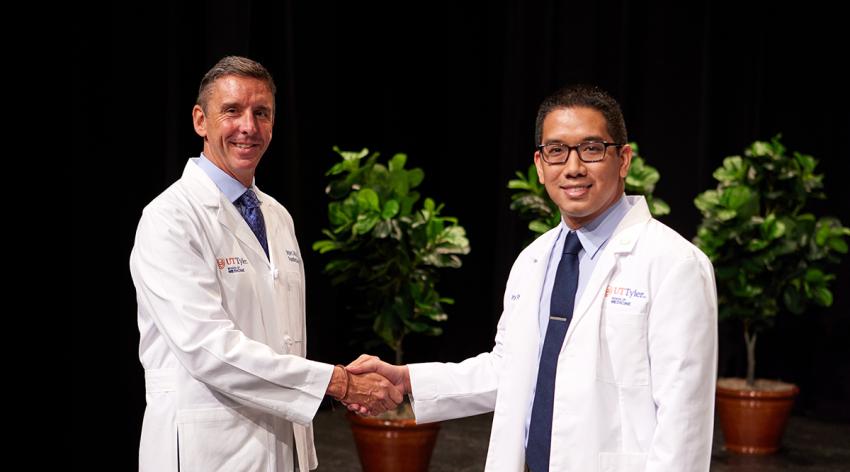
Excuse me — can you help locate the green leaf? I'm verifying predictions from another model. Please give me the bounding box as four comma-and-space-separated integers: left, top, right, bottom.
694, 190, 720, 212
334, 146, 370, 162
760, 213, 786, 240
356, 188, 380, 211
312, 240, 340, 254
795, 152, 817, 173
529, 220, 554, 234
716, 209, 737, 221
804, 267, 826, 283
388, 169, 409, 197
402, 319, 431, 333
648, 197, 670, 217
328, 202, 350, 226
828, 237, 848, 253
382, 199, 400, 219
389, 153, 407, 172
352, 213, 380, 235
327, 161, 347, 176
813, 287, 833, 306
508, 179, 534, 190
746, 239, 770, 252
408, 168, 425, 188
721, 185, 753, 211
782, 286, 803, 314
713, 156, 746, 182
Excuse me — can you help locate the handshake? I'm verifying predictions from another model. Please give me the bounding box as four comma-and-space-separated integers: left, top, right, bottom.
326, 355, 412, 416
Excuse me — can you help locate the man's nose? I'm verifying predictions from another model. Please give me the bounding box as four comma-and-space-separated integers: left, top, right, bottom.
561, 149, 586, 177
238, 112, 257, 133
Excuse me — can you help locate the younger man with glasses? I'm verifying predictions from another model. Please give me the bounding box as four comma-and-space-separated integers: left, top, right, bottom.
348, 84, 718, 472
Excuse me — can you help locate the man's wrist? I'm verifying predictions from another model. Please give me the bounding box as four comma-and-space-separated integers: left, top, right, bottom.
402, 366, 412, 395
327, 364, 350, 400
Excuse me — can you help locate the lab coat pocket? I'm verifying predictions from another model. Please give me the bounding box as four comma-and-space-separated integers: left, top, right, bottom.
599, 310, 650, 387
176, 406, 270, 472
598, 452, 647, 471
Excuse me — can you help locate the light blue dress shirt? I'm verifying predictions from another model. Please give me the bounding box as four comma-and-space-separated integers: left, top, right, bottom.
193, 153, 253, 203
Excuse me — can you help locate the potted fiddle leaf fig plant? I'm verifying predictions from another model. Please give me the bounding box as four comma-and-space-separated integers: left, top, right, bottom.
508, 142, 670, 235
693, 135, 849, 454
313, 147, 470, 472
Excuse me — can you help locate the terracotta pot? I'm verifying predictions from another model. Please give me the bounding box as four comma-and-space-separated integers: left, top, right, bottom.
716, 378, 799, 454
347, 411, 440, 472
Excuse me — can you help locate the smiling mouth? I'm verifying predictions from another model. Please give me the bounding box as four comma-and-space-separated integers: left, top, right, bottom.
560, 183, 592, 197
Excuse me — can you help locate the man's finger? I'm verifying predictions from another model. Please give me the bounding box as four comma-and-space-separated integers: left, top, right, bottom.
346, 357, 379, 374
388, 384, 404, 404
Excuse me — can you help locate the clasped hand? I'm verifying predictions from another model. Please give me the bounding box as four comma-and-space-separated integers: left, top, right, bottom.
340, 355, 411, 416
337, 368, 403, 415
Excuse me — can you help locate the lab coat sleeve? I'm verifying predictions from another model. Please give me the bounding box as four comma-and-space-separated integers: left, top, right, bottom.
645, 254, 718, 471
407, 260, 522, 423
130, 204, 332, 425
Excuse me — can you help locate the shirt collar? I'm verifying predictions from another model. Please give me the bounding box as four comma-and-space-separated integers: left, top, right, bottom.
562, 194, 632, 259
193, 153, 254, 203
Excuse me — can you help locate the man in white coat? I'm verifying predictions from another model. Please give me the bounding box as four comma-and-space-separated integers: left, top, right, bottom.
347, 85, 718, 471
130, 56, 402, 472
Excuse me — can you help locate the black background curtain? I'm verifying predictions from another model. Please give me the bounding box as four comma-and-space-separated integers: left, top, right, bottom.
74, 1, 849, 468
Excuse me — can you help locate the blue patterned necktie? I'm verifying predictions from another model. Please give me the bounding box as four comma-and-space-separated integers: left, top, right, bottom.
235, 189, 269, 259
526, 231, 582, 472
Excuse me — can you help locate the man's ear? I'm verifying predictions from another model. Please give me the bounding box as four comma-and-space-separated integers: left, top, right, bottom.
618, 143, 633, 179
534, 151, 545, 184
192, 105, 207, 138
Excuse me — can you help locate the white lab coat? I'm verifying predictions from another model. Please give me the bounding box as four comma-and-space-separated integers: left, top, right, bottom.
130, 160, 334, 472
409, 196, 717, 471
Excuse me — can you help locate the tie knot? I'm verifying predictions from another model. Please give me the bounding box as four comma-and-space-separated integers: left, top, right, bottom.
238, 189, 261, 209
563, 231, 582, 255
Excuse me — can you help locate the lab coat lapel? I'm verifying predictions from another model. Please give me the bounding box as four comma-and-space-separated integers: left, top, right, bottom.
513, 232, 557, 361
488, 229, 558, 469
217, 194, 272, 265
181, 160, 271, 264
566, 197, 651, 343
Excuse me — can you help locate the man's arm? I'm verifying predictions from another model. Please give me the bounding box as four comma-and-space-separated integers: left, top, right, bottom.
645, 255, 718, 471
131, 205, 401, 422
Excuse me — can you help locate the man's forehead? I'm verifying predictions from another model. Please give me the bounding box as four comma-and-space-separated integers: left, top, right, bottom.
544, 107, 609, 136
210, 76, 274, 104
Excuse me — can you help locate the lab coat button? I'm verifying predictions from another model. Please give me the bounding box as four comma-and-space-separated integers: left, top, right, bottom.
272, 268, 279, 279
283, 335, 294, 345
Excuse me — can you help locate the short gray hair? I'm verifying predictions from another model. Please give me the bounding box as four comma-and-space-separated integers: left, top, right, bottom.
196, 56, 276, 112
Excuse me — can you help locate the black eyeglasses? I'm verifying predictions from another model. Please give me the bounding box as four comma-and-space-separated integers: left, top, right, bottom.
536, 141, 624, 164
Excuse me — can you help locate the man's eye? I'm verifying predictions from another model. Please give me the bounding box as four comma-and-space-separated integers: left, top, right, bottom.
548, 145, 565, 155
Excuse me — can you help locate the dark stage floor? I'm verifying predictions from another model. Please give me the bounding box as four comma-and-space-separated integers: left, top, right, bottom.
312, 407, 850, 471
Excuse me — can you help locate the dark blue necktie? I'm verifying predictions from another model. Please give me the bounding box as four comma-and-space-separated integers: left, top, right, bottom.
235, 189, 269, 259
526, 231, 582, 472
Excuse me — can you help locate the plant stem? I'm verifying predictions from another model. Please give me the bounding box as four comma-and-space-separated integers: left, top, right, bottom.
744, 321, 757, 387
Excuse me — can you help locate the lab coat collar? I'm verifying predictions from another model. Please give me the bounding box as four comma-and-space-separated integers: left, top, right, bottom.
181, 160, 271, 264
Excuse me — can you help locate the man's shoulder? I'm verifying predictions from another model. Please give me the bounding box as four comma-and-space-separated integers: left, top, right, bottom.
143, 178, 195, 215
639, 218, 710, 264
